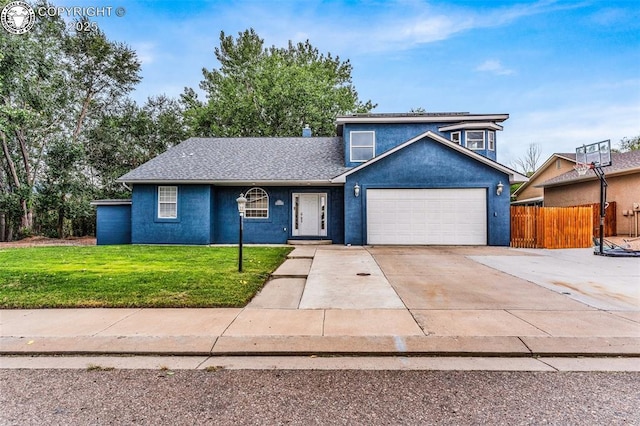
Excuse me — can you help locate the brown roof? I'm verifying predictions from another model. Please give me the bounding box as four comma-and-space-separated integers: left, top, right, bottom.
540, 150, 640, 187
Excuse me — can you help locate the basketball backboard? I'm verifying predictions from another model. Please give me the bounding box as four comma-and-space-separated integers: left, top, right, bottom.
575, 140, 611, 167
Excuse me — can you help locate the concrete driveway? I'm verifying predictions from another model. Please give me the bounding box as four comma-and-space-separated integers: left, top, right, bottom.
368, 246, 640, 312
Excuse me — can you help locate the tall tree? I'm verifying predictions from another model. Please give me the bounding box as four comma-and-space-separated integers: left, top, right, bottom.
183, 28, 376, 137
0, 3, 141, 239
0, 7, 68, 236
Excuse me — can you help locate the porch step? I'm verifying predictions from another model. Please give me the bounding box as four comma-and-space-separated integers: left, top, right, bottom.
287, 240, 332, 245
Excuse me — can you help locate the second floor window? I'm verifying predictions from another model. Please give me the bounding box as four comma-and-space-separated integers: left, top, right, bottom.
451, 131, 461, 145
350, 131, 375, 162
466, 130, 485, 150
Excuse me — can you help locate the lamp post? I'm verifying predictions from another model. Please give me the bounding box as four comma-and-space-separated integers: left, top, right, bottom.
236, 193, 247, 272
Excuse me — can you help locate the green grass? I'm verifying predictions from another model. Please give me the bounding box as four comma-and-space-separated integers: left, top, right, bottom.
0, 245, 292, 309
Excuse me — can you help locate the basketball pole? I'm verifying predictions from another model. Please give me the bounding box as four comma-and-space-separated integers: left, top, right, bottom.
592, 164, 608, 256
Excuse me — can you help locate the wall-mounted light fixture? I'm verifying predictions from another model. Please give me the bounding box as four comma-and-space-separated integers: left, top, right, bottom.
496, 181, 504, 196
354, 183, 360, 197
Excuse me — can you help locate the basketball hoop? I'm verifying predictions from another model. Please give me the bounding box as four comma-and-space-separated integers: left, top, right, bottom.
573, 162, 591, 176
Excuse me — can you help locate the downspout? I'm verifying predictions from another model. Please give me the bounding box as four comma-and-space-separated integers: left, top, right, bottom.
122, 182, 132, 192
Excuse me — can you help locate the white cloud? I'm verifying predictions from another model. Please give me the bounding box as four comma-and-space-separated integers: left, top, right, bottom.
475, 60, 515, 76
132, 42, 156, 65
500, 102, 640, 165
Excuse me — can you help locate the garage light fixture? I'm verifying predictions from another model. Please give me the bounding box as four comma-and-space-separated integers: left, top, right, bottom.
354, 183, 360, 197
496, 181, 504, 196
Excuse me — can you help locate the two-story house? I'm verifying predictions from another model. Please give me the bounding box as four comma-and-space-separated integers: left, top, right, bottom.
94, 113, 528, 246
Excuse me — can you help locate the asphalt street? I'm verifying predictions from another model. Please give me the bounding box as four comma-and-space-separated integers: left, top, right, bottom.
1, 369, 638, 425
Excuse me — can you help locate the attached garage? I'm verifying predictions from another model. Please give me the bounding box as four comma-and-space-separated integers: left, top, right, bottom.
366, 188, 487, 245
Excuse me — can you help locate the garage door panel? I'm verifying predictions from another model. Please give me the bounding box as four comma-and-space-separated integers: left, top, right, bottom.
366, 189, 487, 245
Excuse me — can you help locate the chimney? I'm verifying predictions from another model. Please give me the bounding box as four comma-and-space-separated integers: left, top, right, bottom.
302, 124, 312, 137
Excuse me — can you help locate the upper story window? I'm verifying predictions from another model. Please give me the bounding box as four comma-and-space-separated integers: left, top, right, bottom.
488, 131, 495, 151
158, 186, 178, 219
245, 187, 269, 218
350, 131, 375, 162
466, 130, 485, 150
451, 131, 461, 145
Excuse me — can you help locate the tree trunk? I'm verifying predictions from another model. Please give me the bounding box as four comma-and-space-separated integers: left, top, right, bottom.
57, 195, 65, 238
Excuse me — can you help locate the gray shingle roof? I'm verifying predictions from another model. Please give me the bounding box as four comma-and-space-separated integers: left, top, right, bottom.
118, 137, 351, 183
540, 150, 640, 187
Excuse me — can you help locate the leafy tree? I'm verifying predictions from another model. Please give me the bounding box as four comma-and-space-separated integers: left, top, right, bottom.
0, 6, 68, 237
87, 95, 187, 197
0, 2, 141, 239
183, 28, 376, 137
617, 135, 640, 152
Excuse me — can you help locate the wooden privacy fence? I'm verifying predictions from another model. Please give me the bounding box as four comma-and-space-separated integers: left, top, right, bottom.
578, 202, 616, 238
511, 206, 593, 249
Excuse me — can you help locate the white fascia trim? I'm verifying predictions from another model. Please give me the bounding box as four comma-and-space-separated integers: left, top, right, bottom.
336, 114, 509, 124
117, 179, 341, 186
330, 130, 529, 184
511, 196, 544, 205
438, 122, 503, 132
90, 199, 132, 206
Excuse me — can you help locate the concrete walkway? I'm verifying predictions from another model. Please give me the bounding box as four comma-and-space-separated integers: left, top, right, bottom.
1, 245, 639, 368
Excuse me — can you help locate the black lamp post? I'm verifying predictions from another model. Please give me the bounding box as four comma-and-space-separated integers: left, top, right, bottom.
236, 193, 247, 272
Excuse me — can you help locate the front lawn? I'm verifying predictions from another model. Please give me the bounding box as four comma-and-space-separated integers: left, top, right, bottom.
0, 245, 292, 308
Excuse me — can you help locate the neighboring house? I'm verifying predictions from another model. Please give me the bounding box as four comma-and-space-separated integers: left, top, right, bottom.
511, 153, 576, 206
540, 150, 640, 237
95, 112, 528, 246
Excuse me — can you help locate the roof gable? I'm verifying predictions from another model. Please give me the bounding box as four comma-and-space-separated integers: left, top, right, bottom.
331, 131, 528, 184
512, 153, 576, 197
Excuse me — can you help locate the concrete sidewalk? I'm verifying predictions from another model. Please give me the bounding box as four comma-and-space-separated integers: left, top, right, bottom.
1, 245, 638, 361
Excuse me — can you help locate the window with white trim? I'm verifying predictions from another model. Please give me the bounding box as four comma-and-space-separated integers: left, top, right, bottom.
350, 131, 375, 162
451, 131, 461, 145
245, 187, 269, 218
466, 130, 485, 150
158, 186, 178, 219
488, 131, 495, 151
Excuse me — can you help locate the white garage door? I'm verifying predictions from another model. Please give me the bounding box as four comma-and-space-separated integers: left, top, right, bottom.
366, 188, 487, 245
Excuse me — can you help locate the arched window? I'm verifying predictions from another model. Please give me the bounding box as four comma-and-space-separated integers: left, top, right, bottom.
245, 187, 269, 218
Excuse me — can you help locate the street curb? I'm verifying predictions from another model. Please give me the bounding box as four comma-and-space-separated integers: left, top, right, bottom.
2, 336, 638, 358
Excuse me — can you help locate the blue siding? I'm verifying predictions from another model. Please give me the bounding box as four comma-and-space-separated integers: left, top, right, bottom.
214, 186, 344, 244
343, 135, 510, 246
96, 205, 131, 245
343, 123, 498, 165
131, 185, 211, 245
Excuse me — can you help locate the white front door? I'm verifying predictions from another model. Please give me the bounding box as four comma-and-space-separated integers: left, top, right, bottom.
292, 193, 327, 237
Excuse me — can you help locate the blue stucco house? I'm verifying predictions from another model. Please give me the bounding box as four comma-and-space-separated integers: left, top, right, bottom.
95, 113, 528, 246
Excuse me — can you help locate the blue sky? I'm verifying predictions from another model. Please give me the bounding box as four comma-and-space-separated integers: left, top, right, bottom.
65, 0, 639, 167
